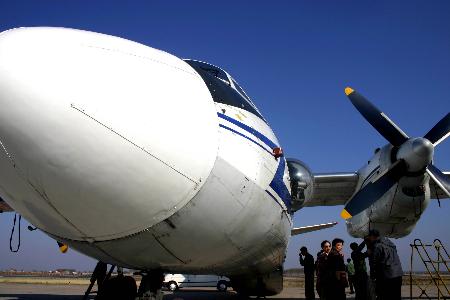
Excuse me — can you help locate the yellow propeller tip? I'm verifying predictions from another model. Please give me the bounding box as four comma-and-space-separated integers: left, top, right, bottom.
59, 244, 69, 253
344, 87, 354, 96
340, 209, 352, 220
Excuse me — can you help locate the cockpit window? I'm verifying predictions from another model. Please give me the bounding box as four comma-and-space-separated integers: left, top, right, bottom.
185, 60, 230, 85
231, 78, 250, 101
184, 59, 266, 122
201, 66, 229, 85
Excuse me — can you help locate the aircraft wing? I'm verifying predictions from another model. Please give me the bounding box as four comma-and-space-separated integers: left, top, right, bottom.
291, 222, 338, 236
430, 171, 450, 200
0, 198, 13, 212
304, 173, 359, 207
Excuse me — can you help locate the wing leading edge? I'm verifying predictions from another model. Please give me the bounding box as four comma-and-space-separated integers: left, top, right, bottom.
430, 171, 450, 200
302, 171, 447, 208
291, 222, 338, 236
305, 173, 359, 207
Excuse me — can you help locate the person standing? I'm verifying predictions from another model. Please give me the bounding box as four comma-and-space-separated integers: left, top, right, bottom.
316, 240, 332, 300
326, 238, 347, 300
346, 258, 355, 294
350, 241, 369, 300
300, 246, 315, 300
366, 229, 403, 300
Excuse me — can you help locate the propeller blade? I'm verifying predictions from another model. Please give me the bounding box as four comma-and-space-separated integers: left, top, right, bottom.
341, 160, 406, 219
345, 87, 409, 147
426, 164, 450, 198
424, 113, 450, 146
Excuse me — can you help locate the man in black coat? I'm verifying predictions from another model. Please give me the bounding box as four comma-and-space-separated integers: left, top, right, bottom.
350, 241, 369, 300
316, 240, 332, 299
300, 246, 315, 300
366, 229, 403, 300
326, 238, 347, 300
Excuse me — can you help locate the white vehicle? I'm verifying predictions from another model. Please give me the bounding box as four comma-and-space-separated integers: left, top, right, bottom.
164, 274, 230, 291
0, 27, 448, 298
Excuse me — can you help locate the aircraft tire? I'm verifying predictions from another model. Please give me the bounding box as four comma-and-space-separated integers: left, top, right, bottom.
217, 280, 228, 292
168, 281, 178, 291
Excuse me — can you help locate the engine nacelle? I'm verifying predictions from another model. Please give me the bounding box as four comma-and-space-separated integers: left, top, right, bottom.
346, 144, 431, 238
286, 158, 314, 211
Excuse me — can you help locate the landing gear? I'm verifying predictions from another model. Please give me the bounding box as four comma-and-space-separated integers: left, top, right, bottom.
98, 267, 137, 300
255, 277, 267, 299
83, 262, 137, 300
137, 270, 164, 300
83, 261, 108, 300
84, 262, 165, 300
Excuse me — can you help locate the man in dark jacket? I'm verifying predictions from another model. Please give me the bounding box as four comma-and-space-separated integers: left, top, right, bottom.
316, 240, 331, 300
350, 241, 369, 300
300, 246, 315, 300
367, 229, 403, 300
326, 238, 347, 300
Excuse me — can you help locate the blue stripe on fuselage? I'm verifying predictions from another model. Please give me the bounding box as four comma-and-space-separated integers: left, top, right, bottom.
217, 112, 278, 150
218, 124, 272, 155
217, 112, 291, 212
269, 158, 292, 211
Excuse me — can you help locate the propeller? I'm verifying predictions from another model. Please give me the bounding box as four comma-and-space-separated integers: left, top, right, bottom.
424, 113, 450, 146
341, 87, 450, 219
344, 87, 409, 147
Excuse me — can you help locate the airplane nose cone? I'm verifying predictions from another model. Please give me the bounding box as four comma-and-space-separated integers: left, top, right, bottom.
412, 137, 434, 159
0, 27, 219, 241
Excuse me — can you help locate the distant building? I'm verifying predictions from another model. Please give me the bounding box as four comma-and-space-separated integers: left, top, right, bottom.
55, 269, 77, 275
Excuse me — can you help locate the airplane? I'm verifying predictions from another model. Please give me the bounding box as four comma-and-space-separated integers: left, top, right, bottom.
0, 27, 448, 298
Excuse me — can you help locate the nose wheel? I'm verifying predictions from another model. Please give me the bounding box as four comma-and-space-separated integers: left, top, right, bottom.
137, 270, 165, 300
83, 262, 137, 300
97, 269, 137, 300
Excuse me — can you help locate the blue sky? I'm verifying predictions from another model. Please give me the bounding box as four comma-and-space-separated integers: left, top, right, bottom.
0, 1, 449, 272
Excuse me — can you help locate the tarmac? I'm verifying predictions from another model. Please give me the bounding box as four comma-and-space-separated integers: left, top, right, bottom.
0, 283, 445, 300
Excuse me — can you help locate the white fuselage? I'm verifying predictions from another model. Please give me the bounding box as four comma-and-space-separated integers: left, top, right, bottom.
0, 28, 291, 276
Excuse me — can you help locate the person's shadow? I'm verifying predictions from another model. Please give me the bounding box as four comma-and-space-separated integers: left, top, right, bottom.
0, 290, 360, 300
0, 295, 84, 300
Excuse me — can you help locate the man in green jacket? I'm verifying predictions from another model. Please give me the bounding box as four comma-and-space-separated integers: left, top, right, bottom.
346, 258, 355, 294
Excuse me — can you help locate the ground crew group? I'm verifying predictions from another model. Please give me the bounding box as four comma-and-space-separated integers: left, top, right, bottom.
299, 229, 403, 300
